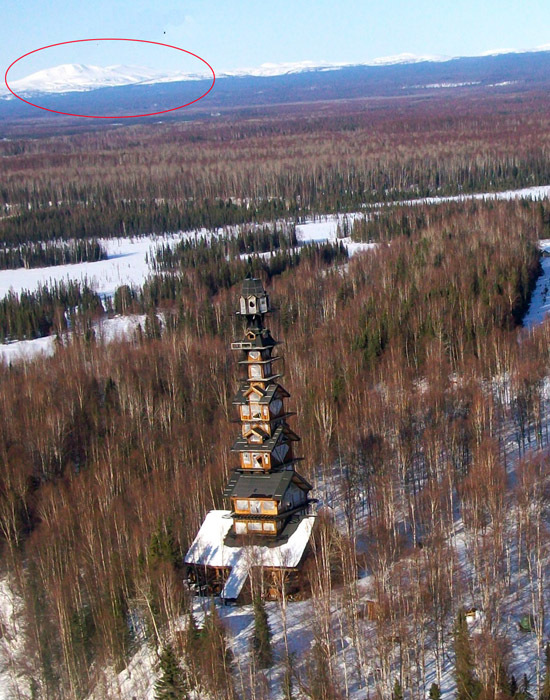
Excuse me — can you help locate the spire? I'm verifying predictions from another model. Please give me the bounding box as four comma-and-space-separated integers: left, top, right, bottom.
238, 276, 270, 330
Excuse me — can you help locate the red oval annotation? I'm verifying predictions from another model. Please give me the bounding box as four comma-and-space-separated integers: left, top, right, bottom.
4, 38, 216, 119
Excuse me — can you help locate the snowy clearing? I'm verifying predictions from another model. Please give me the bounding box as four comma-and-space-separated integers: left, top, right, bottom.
1, 182, 550, 365
0, 314, 146, 364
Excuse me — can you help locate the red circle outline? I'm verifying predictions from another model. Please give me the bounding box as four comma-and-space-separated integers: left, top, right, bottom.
4, 38, 216, 119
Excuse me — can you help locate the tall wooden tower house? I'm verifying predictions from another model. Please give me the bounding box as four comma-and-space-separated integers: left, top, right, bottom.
185, 277, 316, 602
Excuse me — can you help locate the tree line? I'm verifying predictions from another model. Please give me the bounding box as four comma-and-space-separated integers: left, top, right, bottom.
3, 89, 550, 243
0, 239, 107, 270
0, 280, 103, 343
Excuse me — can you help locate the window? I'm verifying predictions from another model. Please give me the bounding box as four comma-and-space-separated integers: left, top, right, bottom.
241, 405, 250, 418
243, 452, 251, 465
263, 522, 276, 532
249, 500, 261, 514
235, 521, 247, 534
249, 364, 262, 378
250, 434, 261, 443
253, 454, 263, 468
248, 522, 262, 531
249, 351, 260, 360
235, 499, 248, 511
251, 404, 262, 419
262, 500, 276, 513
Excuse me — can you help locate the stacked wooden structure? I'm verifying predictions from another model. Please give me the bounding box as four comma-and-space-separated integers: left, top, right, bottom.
185, 277, 316, 601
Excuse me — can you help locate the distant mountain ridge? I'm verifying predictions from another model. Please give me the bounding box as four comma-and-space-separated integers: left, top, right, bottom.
2, 48, 550, 121
1, 54, 447, 99
5, 46, 550, 97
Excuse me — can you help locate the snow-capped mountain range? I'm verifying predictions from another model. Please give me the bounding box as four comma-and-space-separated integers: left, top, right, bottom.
3, 56, 446, 97
2, 63, 205, 97
3, 45, 550, 98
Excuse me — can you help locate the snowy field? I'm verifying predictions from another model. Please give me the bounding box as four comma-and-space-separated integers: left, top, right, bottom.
2, 183, 550, 302
0, 232, 196, 301
1, 182, 550, 366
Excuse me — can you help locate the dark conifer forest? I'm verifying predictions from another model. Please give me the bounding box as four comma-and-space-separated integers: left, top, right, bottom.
1, 84, 550, 699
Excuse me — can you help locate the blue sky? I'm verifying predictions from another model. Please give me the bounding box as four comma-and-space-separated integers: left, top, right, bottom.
3, 0, 550, 80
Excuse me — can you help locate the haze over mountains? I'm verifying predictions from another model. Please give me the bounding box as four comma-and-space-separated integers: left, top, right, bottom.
2, 47, 550, 121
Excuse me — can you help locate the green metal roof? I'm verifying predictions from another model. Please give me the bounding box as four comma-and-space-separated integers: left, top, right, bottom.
241, 277, 267, 297
223, 469, 311, 499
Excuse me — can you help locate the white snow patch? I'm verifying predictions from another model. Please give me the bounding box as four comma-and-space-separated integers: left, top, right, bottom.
371, 184, 550, 209
87, 644, 159, 700
0, 314, 146, 364
0, 578, 30, 700
0, 232, 203, 301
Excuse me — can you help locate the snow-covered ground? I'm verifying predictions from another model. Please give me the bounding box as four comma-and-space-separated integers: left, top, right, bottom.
370, 183, 550, 208
2, 183, 550, 303
523, 239, 550, 328
0, 234, 182, 301
0, 314, 146, 364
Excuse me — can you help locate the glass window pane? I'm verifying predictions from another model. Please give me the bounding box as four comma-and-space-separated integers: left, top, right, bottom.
235, 500, 248, 511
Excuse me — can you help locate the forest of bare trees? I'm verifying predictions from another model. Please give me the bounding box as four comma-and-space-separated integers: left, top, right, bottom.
2, 82, 550, 697
0, 192, 549, 697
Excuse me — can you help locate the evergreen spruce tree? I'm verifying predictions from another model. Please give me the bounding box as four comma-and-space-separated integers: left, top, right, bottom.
453, 609, 481, 700
252, 594, 273, 668
517, 673, 533, 700
429, 682, 441, 700
155, 643, 187, 700
392, 678, 404, 700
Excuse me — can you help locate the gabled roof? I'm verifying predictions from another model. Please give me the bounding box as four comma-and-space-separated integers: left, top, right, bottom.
231, 424, 300, 453
242, 425, 270, 441
233, 383, 289, 405
223, 469, 312, 500
241, 277, 266, 298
